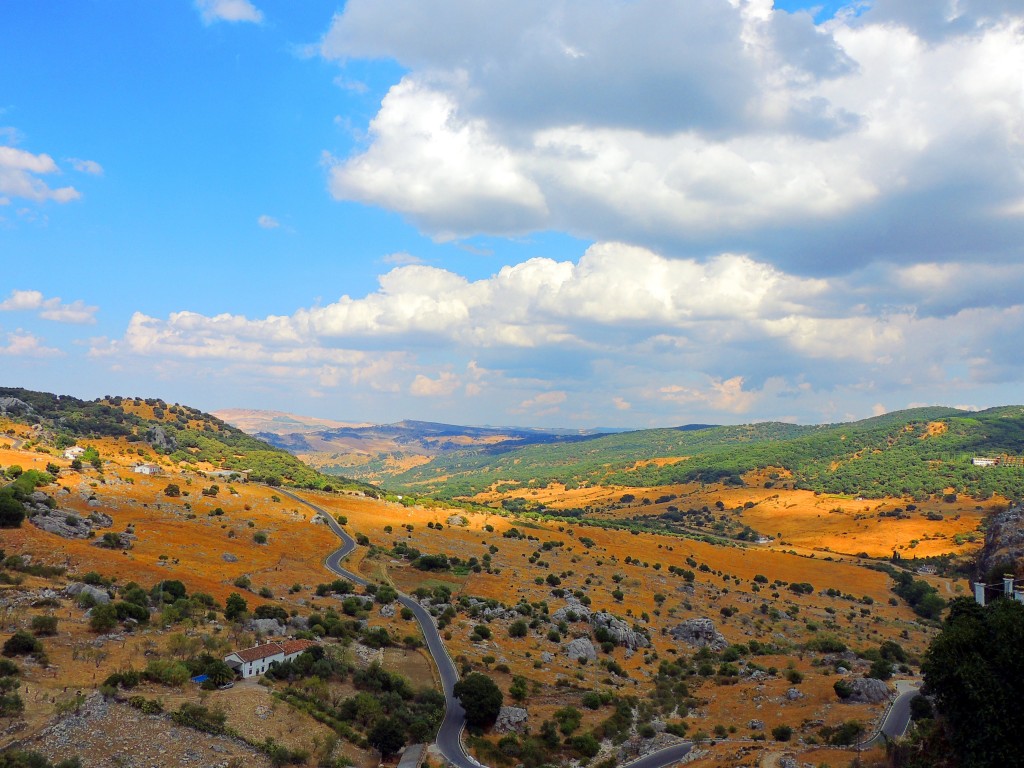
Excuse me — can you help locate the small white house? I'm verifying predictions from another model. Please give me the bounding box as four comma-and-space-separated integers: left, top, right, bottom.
972, 457, 998, 467
132, 463, 162, 476
223, 639, 318, 679
63, 446, 86, 460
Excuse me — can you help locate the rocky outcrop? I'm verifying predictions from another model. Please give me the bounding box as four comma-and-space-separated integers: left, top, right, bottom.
565, 637, 597, 662
222, 553, 239, 563
464, 597, 518, 621
668, 618, 727, 651
446, 514, 468, 527
93, 531, 134, 550
247, 618, 286, 636
29, 505, 112, 540
0, 397, 33, 417
551, 598, 592, 623
494, 706, 529, 734
839, 677, 891, 704
145, 425, 178, 453
66, 583, 112, 605
591, 611, 650, 650
976, 503, 1024, 579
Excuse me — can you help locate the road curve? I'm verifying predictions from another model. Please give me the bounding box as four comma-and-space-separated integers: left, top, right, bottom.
857, 680, 921, 749
281, 489, 914, 768
278, 490, 480, 768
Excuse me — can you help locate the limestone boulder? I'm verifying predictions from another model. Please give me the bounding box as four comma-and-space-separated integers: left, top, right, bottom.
668, 618, 727, 651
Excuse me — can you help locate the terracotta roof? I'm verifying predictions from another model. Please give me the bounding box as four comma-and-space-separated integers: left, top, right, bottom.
230, 643, 285, 663
279, 639, 317, 655
228, 639, 318, 664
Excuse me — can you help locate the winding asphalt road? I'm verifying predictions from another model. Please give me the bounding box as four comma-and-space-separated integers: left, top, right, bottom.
279, 490, 480, 768
280, 488, 918, 768
857, 680, 921, 749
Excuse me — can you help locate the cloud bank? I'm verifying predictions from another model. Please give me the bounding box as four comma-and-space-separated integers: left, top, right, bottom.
320, 0, 1024, 273
94, 241, 1024, 424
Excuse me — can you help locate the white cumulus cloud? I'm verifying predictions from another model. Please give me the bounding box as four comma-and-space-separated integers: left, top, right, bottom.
0, 289, 98, 324
0, 330, 63, 358
0, 145, 80, 205
319, 1, 1024, 273
195, 0, 263, 25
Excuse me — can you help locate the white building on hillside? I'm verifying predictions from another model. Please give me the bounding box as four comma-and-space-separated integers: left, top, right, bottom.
132, 463, 162, 475
223, 639, 318, 679
63, 446, 86, 460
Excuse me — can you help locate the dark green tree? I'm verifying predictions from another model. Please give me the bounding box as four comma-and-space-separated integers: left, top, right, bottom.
921, 597, 1024, 768
2, 632, 41, 657
367, 715, 406, 758
89, 604, 118, 633
453, 672, 502, 729
0, 492, 25, 529
224, 593, 248, 621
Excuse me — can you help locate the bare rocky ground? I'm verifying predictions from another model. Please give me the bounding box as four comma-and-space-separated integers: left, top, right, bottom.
16, 694, 272, 768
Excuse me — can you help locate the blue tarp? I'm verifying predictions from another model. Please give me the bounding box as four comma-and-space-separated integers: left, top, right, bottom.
191, 674, 209, 683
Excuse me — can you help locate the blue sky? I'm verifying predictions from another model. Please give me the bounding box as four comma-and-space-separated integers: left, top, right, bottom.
2, 1, 1023, 428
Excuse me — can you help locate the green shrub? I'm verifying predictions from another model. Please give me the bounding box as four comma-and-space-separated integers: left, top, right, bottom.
2, 631, 41, 657
143, 658, 190, 687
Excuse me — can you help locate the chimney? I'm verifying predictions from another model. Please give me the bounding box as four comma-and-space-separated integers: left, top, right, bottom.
974, 581, 987, 606
1004, 575, 1015, 598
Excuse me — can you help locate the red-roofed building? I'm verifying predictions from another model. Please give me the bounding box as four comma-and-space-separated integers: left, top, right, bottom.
223, 639, 318, 679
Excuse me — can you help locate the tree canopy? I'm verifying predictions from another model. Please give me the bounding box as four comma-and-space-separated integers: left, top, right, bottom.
454, 672, 503, 729
921, 596, 1024, 768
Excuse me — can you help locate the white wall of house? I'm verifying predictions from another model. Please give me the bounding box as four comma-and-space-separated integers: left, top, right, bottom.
224, 649, 308, 679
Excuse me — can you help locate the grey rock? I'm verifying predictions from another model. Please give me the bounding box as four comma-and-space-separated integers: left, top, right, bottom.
0, 397, 33, 416
92, 531, 133, 550
551, 598, 592, 623
66, 583, 111, 605
29, 508, 104, 540
841, 677, 891, 704
494, 706, 529, 734
785, 687, 805, 701
565, 637, 597, 662
976, 502, 1024, 580
668, 618, 727, 651
541, 652, 553, 663
591, 611, 650, 650
379, 603, 396, 618
446, 514, 468, 527
222, 553, 239, 563
748, 719, 765, 730
247, 618, 286, 636
145, 425, 178, 453
289, 616, 309, 630
779, 758, 798, 768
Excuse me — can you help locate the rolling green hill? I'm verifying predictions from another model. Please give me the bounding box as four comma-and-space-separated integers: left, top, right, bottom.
387, 406, 1024, 501
0, 387, 377, 495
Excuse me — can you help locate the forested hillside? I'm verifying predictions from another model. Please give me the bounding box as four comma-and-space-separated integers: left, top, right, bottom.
388, 406, 1024, 500
0, 387, 376, 494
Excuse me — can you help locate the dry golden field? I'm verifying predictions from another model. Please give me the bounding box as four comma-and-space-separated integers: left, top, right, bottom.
0, 423, 979, 768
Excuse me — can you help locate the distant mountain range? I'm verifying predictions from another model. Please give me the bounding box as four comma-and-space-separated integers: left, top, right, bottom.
212, 410, 635, 485
218, 406, 1024, 502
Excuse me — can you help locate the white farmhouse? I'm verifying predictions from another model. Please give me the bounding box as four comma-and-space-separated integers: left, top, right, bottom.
63, 446, 86, 460
132, 463, 162, 476
223, 639, 318, 679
